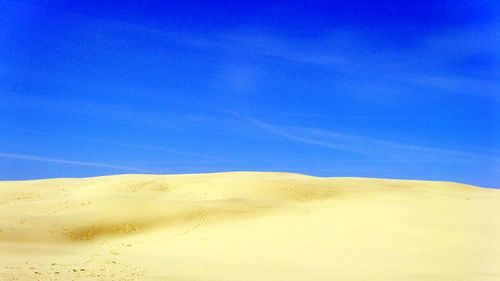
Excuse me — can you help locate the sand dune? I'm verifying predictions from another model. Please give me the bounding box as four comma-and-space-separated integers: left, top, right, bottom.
1, 172, 499, 280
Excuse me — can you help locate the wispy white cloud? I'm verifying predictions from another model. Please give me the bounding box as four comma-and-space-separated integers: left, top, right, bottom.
10, 12, 495, 104
0, 124, 227, 162
243, 116, 365, 154
241, 116, 498, 164
0, 152, 150, 172
218, 29, 498, 102
5, 4, 498, 104
132, 23, 498, 102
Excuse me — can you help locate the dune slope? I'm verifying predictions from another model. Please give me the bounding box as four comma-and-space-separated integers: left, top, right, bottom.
1, 172, 499, 280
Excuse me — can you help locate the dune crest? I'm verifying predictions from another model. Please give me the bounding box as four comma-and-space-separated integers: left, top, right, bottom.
1, 172, 499, 280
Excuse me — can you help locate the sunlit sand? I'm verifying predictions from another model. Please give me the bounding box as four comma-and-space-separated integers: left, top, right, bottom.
1, 172, 499, 280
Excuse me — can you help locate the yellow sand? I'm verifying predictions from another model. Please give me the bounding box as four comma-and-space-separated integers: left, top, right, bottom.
1, 172, 499, 280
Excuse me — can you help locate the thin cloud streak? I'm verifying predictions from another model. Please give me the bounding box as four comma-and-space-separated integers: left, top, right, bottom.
0, 125, 227, 163
243, 116, 497, 164
117, 21, 500, 102
6, 13, 497, 104
243, 116, 365, 154
0, 152, 150, 172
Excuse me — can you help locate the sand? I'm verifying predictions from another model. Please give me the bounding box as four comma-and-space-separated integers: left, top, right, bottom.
1, 172, 499, 280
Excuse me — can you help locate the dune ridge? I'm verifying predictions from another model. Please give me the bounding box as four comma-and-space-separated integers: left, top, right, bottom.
1, 172, 499, 280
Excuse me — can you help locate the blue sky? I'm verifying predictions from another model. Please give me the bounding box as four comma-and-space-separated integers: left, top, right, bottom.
0, 0, 499, 187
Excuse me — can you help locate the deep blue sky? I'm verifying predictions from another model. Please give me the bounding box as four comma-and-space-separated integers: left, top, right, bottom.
1, 0, 499, 187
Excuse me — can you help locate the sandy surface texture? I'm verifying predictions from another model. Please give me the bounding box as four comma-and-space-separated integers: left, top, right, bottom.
1, 172, 499, 280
